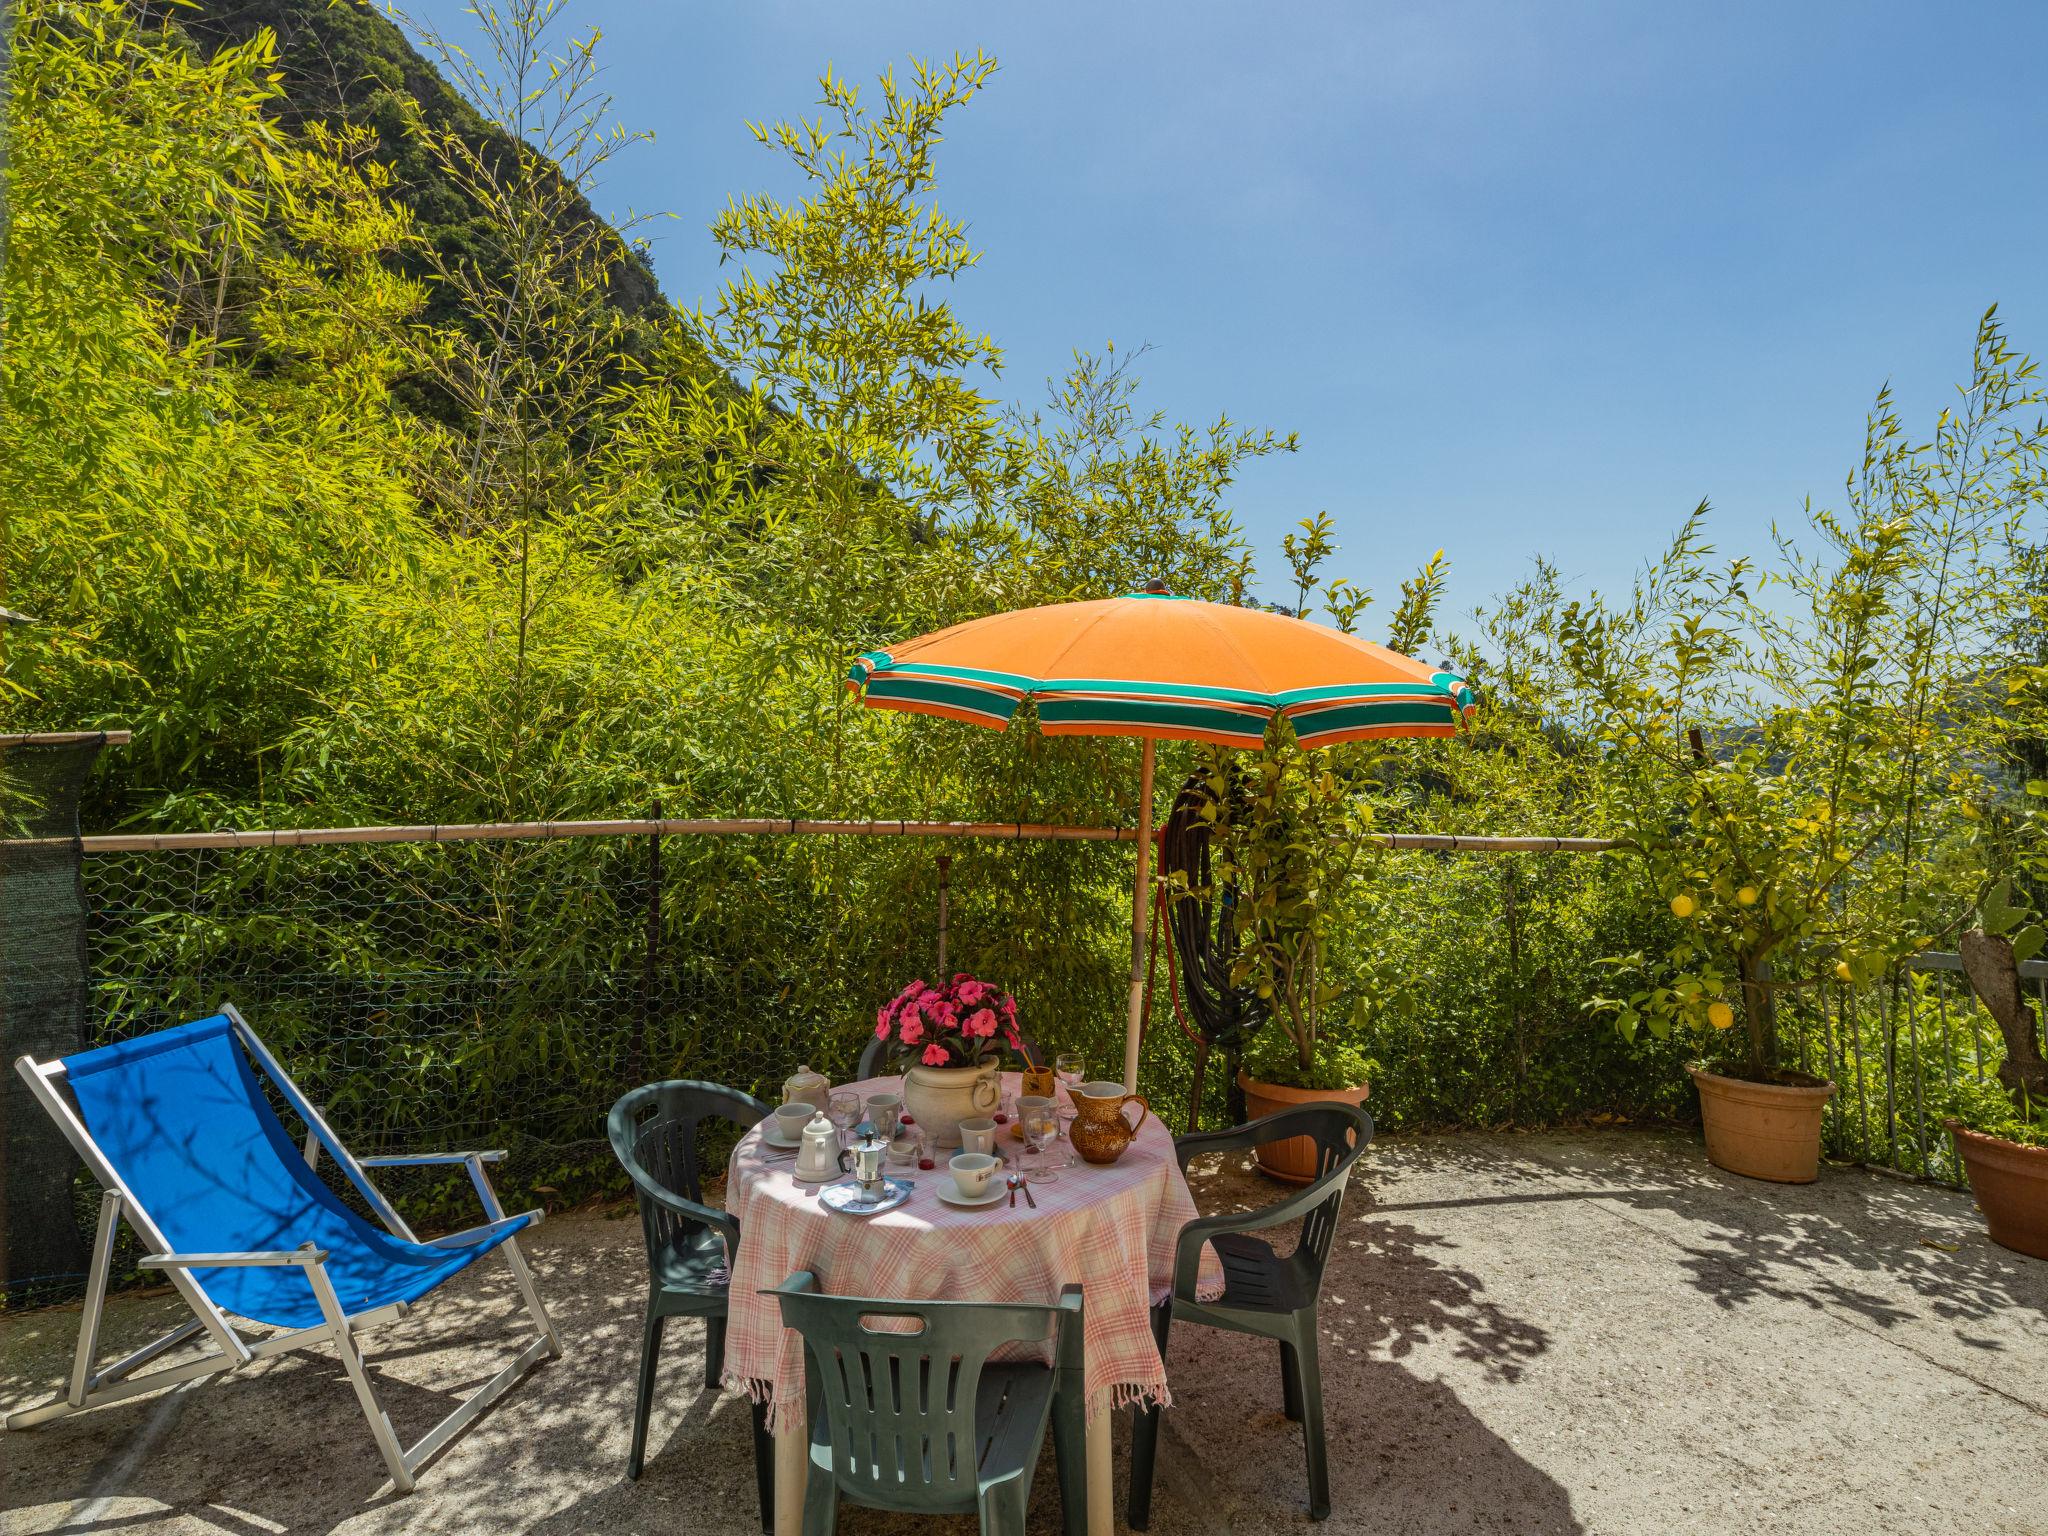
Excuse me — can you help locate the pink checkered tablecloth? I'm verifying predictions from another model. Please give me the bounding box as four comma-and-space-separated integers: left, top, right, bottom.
721, 1073, 1224, 1433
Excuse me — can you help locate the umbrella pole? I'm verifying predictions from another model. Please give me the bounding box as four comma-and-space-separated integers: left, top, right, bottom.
1121, 738, 1158, 1091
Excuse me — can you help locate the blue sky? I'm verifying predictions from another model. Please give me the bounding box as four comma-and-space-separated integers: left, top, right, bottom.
415, 0, 2046, 623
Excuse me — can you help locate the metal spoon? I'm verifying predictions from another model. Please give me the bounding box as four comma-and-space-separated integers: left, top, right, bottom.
1006, 1174, 1019, 1209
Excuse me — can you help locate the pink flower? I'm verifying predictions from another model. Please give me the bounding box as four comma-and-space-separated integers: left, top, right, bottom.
998, 995, 1018, 1020
965, 1007, 998, 1038
957, 979, 988, 1006
921, 1043, 951, 1067
898, 1015, 925, 1046
874, 1008, 892, 1040
1002, 1024, 1022, 1051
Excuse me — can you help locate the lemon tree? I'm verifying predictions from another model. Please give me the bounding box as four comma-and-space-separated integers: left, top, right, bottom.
1559, 507, 1931, 1079
1164, 519, 1445, 1090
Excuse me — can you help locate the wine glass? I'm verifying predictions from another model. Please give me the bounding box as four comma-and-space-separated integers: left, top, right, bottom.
1020, 1101, 1060, 1184
1053, 1053, 1085, 1166
827, 1091, 862, 1150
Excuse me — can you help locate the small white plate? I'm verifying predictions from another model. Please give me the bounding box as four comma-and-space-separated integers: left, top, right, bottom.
936, 1178, 1008, 1209
759, 1124, 804, 1150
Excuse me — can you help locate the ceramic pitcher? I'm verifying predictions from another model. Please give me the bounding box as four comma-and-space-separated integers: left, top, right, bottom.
1069, 1080, 1150, 1165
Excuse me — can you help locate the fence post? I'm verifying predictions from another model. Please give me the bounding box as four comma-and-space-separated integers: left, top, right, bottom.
1902, 978, 1931, 1176
634, 799, 661, 1086
1502, 858, 1526, 1122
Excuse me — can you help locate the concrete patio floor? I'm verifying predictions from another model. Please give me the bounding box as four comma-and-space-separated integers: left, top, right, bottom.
4, 1130, 2044, 1535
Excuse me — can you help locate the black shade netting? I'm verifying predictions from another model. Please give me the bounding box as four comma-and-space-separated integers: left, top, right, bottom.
1, 735, 113, 1301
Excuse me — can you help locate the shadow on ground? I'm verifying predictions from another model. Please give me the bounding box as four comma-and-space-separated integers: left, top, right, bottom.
4, 1131, 2043, 1535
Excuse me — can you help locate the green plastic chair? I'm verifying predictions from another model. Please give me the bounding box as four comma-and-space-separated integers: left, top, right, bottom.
1128, 1101, 1374, 1527
607, 1080, 774, 1529
771, 1270, 1088, 1536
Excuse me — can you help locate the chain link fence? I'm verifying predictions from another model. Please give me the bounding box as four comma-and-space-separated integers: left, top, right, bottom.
3, 814, 2029, 1307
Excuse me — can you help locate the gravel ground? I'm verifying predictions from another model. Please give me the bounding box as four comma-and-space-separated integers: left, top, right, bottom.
3, 1129, 2043, 1536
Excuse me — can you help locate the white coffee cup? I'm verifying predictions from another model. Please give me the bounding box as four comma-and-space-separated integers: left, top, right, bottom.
949, 1151, 998, 1199
864, 1092, 902, 1133
774, 1101, 814, 1141
957, 1117, 997, 1157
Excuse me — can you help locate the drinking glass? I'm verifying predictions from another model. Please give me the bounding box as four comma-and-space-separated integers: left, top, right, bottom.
1020, 1102, 1060, 1184
1053, 1053, 1085, 1165
827, 1091, 863, 1150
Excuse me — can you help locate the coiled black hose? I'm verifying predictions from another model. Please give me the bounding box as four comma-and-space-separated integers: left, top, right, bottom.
1158, 771, 1268, 1127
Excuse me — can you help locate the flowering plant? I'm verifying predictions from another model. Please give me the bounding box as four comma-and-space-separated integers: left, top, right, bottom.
875, 973, 1021, 1070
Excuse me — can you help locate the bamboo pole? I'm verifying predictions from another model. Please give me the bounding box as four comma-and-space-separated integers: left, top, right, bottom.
1, 819, 1626, 856
0, 731, 133, 748
41, 818, 1143, 855
1122, 740, 1159, 1092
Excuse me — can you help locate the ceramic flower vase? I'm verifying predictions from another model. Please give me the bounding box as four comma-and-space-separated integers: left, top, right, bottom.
901, 1060, 1001, 1149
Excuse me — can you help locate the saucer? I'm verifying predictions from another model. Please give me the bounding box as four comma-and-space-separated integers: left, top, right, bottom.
819, 1177, 913, 1216
759, 1124, 805, 1150
936, 1178, 1007, 1209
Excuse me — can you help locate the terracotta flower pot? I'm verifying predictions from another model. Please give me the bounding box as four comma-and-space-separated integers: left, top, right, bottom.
1688, 1065, 1835, 1183
1238, 1072, 1370, 1185
1947, 1120, 2048, 1261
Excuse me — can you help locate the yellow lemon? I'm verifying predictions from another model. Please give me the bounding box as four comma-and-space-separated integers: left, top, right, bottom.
1669, 894, 1696, 919
1706, 1001, 1735, 1030
1834, 960, 1853, 983
1736, 886, 1758, 906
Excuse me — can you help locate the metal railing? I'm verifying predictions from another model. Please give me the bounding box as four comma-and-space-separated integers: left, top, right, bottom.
1784, 951, 2045, 1185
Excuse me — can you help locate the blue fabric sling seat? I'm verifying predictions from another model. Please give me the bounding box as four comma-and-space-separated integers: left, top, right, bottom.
63, 1015, 530, 1331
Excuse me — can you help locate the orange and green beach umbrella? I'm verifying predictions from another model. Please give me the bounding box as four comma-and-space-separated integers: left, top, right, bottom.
848, 586, 1477, 1087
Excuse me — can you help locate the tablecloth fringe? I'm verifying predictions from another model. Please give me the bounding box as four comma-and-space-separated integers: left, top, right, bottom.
1110, 1379, 1172, 1416
725, 1371, 794, 1434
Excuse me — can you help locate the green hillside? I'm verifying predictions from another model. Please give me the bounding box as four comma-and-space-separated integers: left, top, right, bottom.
152, 0, 666, 320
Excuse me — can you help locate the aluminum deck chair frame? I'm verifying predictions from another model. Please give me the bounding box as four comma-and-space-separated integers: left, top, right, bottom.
5, 1003, 562, 1494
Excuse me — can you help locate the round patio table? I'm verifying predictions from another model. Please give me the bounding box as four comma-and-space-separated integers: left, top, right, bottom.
721, 1071, 1223, 1536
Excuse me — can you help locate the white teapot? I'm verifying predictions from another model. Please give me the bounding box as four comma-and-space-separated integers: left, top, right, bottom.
793, 1111, 843, 1184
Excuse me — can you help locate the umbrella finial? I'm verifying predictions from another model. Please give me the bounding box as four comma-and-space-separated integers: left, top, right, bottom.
1142, 577, 1169, 594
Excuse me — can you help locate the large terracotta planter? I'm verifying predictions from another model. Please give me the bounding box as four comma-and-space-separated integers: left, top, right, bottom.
1688, 1065, 1835, 1183
1947, 1120, 2048, 1260
1238, 1072, 1370, 1185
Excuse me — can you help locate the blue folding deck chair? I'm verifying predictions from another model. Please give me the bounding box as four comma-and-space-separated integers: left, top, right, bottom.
6, 1005, 561, 1492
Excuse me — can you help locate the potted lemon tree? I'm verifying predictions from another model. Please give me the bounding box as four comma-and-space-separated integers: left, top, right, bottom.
1592, 739, 1867, 1181
1181, 726, 1383, 1181
1561, 514, 1915, 1182
1166, 522, 1427, 1181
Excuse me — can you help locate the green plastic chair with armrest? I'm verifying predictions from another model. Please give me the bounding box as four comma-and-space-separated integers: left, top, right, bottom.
607, 1080, 774, 1530
1128, 1100, 1374, 1526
